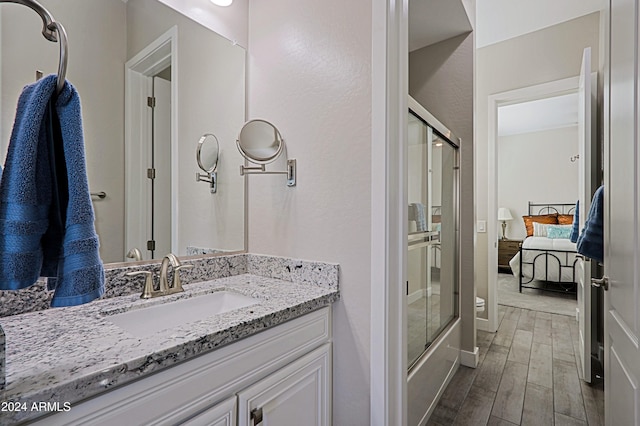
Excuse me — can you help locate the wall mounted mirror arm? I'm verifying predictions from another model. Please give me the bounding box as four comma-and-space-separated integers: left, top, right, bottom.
195, 171, 217, 193
195, 133, 220, 194
236, 119, 296, 187
239, 159, 296, 186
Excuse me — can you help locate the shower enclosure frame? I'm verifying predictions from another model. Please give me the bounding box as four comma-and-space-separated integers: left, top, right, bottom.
406, 95, 462, 426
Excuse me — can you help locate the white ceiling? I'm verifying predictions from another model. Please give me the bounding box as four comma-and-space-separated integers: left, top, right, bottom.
408, 0, 473, 52
407, 1, 597, 135
498, 93, 578, 137
476, 0, 604, 48
408, 0, 603, 51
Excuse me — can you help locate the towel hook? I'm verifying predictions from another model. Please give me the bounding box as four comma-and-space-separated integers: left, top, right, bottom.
0, 0, 68, 94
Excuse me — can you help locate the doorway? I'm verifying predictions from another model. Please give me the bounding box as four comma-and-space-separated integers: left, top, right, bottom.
485, 75, 584, 330
495, 92, 580, 317
486, 60, 600, 385
125, 27, 177, 261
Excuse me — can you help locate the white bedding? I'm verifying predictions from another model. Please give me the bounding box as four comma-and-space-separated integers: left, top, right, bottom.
509, 237, 578, 282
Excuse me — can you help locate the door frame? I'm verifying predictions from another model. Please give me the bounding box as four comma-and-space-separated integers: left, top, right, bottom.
370, 0, 408, 425
125, 26, 178, 258
483, 76, 582, 332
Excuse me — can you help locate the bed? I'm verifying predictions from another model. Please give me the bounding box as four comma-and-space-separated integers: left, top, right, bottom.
508, 202, 579, 294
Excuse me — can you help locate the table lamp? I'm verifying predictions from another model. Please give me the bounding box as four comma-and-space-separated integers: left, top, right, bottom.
498, 207, 513, 240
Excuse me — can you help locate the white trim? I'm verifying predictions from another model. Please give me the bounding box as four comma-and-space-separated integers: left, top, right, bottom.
371, 0, 408, 425
408, 318, 461, 425
124, 27, 178, 258
460, 347, 479, 368
476, 317, 495, 332
169, 35, 179, 255
407, 288, 432, 305
486, 75, 580, 334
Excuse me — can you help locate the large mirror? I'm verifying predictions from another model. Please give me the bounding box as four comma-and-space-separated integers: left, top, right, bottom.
0, 0, 246, 263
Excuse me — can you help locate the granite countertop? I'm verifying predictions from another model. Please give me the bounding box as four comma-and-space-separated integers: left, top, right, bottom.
0, 264, 339, 424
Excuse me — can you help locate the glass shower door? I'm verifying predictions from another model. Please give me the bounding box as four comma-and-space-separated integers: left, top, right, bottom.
407, 111, 459, 369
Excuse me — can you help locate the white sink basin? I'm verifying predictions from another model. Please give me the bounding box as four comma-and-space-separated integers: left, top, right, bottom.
106, 291, 260, 337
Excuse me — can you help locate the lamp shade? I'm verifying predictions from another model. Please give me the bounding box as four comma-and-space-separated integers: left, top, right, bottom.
497, 207, 513, 221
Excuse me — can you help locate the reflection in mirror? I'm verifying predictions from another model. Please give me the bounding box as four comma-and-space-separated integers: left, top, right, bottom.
0, 0, 246, 263
197, 134, 220, 173
196, 133, 220, 194
237, 119, 297, 187
237, 119, 284, 164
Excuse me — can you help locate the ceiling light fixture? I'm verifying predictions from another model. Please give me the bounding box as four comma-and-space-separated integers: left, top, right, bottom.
211, 0, 233, 6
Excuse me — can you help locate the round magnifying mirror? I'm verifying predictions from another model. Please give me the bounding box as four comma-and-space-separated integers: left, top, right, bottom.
196, 133, 220, 173
237, 119, 284, 164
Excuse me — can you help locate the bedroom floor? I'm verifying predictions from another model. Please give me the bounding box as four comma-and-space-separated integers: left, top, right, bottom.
427, 304, 604, 425
497, 272, 577, 317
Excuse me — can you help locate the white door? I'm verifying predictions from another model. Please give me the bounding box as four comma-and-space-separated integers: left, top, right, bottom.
606, 0, 640, 423
237, 344, 331, 426
153, 76, 172, 257
577, 46, 594, 383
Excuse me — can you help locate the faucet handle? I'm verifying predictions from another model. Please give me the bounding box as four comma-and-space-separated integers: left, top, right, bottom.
126, 270, 155, 299
172, 264, 194, 293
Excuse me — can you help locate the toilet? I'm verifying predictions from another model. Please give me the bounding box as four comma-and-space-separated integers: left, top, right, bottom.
476, 297, 485, 313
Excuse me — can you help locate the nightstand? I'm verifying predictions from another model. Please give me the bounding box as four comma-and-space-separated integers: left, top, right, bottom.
498, 239, 522, 272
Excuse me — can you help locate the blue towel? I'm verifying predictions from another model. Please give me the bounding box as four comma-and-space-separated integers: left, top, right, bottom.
577, 185, 604, 263
0, 75, 104, 307
570, 200, 580, 243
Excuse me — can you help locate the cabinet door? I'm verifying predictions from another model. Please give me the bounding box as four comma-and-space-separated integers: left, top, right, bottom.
181, 395, 236, 426
237, 343, 331, 426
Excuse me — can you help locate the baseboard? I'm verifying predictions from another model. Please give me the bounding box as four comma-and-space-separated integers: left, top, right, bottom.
408, 288, 429, 304
476, 317, 496, 332
460, 347, 479, 368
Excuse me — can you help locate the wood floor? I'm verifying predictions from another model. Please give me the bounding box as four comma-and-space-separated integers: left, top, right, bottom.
427, 305, 605, 426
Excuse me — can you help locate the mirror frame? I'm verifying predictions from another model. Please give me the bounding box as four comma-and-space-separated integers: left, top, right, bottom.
236, 119, 284, 165
196, 133, 220, 173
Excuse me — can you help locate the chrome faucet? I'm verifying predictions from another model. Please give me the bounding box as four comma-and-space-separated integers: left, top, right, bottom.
126, 247, 143, 262
159, 253, 194, 295
126, 253, 194, 299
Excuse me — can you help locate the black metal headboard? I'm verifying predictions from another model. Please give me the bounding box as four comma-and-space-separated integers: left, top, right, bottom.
528, 202, 576, 216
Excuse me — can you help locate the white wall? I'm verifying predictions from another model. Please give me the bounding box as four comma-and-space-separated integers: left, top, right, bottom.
127, 0, 246, 255
247, 0, 372, 423
498, 126, 579, 240
157, 0, 248, 48
0, 0, 127, 263
477, 0, 602, 48
476, 12, 600, 321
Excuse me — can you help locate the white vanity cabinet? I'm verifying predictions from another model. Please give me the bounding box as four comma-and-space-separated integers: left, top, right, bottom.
181, 395, 237, 426
237, 343, 331, 426
29, 307, 332, 426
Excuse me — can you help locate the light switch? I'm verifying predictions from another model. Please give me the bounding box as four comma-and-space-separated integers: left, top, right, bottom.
477, 220, 486, 233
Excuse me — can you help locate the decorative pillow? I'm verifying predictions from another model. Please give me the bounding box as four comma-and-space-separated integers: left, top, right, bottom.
547, 224, 573, 239
522, 213, 558, 237
558, 214, 575, 225
533, 222, 552, 237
